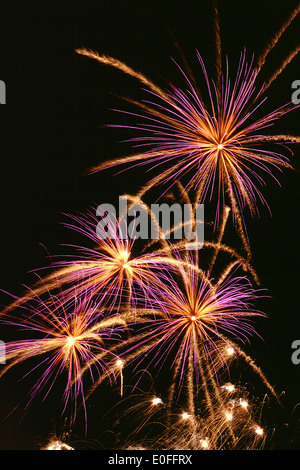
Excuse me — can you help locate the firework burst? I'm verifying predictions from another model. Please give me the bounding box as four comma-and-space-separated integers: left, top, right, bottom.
0, 285, 127, 427
75, 3, 299, 257
1, 210, 179, 319
117, 251, 267, 394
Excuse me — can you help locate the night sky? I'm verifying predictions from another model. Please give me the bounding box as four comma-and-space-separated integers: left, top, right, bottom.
0, 0, 299, 451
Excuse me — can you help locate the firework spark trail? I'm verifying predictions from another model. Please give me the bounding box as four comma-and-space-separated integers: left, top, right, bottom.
195, 347, 239, 446
247, 134, 300, 145
167, 31, 204, 105
256, 4, 300, 69
207, 205, 231, 274
165, 183, 258, 280
263, 45, 300, 92
229, 341, 279, 402
212, 0, 222, 97
75, 48, 173, 104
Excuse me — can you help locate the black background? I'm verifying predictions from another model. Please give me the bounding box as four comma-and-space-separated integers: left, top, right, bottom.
0, 0, 299, 451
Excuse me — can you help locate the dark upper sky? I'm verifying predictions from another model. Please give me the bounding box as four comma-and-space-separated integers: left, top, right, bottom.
0, 0, 299, 450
